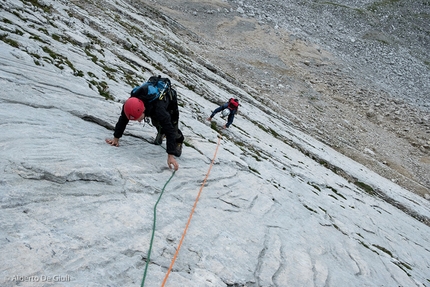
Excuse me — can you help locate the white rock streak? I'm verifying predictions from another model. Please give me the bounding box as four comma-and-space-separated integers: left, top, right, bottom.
0, 0, 429, 286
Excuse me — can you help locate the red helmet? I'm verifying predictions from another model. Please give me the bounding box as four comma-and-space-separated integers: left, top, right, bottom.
124, 97, 145, 120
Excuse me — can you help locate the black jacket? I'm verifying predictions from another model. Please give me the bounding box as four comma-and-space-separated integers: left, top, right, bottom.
113, 93, 178, 155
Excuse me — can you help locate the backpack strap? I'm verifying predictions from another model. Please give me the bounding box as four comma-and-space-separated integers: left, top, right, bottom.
131, 76, 171, 103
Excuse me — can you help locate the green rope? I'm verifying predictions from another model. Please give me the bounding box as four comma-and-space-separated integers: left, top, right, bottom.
141, 170, 176, 287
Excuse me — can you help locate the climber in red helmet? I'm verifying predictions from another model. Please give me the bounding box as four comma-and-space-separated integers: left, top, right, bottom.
123, 97, 145, 121
106, 76, 183, 171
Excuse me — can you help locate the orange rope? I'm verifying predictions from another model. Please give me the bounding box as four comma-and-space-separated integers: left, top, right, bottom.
161, 136, 221, 286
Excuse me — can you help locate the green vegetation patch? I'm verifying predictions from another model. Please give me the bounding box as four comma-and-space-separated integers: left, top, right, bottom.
209, 121, 219, 132
393, 261, 412, 277
372, 244, 393, 257
38, 27, 49, 35
354, 181, 375, 195
0, 34, 19, 48
248, 166, 260, 175
327, 185, 347, 200
3, 18, 13, 24
307, 182, 321, 192
42, 46, 77, 71
85, 48, 98, 63
29, 34, 49, 44
14, 29, 24, 36
22, 0, 53, 13
51, 33, 68, 43
88, 80, 114, 100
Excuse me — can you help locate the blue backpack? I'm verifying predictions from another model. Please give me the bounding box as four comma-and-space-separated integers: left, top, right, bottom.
131, 75, 171, 102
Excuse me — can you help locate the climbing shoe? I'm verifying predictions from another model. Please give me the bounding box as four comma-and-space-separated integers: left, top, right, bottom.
175, 142, 183, 157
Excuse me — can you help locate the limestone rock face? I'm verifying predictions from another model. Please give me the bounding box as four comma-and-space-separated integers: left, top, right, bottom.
0, 1, 429, 287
